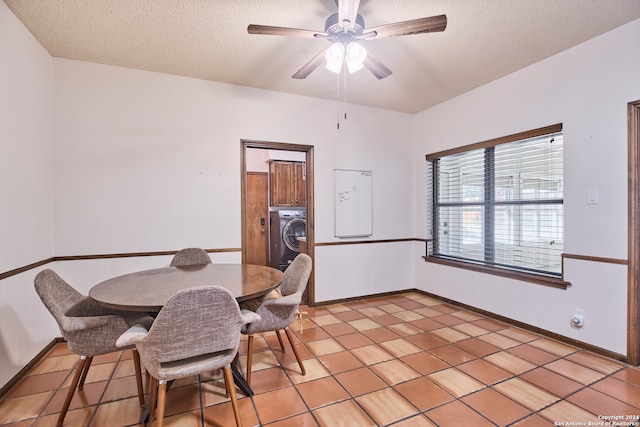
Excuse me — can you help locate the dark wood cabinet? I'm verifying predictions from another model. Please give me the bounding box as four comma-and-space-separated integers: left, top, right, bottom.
269, 161, 306, 207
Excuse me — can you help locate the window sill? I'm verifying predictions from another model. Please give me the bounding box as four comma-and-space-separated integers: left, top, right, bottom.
422, 255, 570, 289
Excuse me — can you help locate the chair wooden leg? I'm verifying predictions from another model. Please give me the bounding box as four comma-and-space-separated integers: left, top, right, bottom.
132, 349, 145, 408
56, 355, 88, 427
284, 328, 306, 375
275, 329, 286, 352
223, 366, 243, 427
155, 380, 167, 427
149, 376, 158, 423
77, 356, 93, 389
246, 335, 254, 387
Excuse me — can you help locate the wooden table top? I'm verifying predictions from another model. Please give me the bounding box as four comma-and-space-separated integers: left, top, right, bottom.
89, 263, 285, 312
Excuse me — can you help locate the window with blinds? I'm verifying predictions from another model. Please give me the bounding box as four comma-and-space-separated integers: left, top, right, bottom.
426, 124, 563, 278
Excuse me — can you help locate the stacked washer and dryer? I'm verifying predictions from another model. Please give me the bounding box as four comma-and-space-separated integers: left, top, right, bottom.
269, 209, 306, 272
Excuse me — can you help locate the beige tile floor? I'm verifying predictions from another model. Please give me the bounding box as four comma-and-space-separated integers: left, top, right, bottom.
2, 292, 640, 426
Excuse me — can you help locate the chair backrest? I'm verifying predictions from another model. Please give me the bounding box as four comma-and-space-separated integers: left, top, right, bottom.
34, 269, 88, 337
170, 248, 212, 267
140, 286, 244, 367
34, 268, 135, 356
279, 253, 312, 297
242, 254, 312, 336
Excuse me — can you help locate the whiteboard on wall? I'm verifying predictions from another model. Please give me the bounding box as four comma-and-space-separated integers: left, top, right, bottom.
334, 169, 373, 238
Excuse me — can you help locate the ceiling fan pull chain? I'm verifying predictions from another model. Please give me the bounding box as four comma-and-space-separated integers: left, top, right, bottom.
336, 72, 341, 129
343, 65, 347, 103
335, 68, 351, 130
343, 66, 348, 122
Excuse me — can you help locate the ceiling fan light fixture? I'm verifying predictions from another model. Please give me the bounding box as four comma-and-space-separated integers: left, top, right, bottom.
249, 2, 447, 81
325, 42, 345, 74
345, 42, 367, 73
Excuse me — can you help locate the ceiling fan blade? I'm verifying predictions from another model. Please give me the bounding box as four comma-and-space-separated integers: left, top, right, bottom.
292, 47, 331, 79
367, 14, 447, 39
247, 24, 323, 38
363, 51, 392, 80
338, 0, 361, 30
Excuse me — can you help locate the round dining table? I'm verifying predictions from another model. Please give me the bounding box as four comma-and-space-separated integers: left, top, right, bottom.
89, 262, 284, 402
89, 263, 285, 313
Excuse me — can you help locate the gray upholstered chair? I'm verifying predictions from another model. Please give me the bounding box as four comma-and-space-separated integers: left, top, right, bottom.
116, 286, 259, 427
242, 253, 312, 386
34, 269, 153, 427
169, 247, 212, 267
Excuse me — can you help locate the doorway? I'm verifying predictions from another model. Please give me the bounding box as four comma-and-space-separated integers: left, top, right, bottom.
240, 140, 315, 306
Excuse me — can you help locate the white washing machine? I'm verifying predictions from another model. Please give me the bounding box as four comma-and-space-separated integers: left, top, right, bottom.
269, 210, 306, 271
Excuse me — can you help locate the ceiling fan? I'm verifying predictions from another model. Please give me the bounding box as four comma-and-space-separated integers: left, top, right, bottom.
247, 0, 447, 80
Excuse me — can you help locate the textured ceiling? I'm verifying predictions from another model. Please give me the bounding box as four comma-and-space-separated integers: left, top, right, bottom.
4, 0, 640, 113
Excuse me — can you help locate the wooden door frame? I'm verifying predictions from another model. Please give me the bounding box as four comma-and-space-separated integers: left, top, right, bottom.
628, 100, 640, 365
241, 140, 316, 306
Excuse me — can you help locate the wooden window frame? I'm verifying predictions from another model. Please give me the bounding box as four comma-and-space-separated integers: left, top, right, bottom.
425, 124, 570, 289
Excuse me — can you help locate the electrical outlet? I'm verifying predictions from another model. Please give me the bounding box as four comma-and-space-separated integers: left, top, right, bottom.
571, 308, 585, 328
371, 273, 377, 283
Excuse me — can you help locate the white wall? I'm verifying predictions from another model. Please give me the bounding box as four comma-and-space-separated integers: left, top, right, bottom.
413, 19, 640, 355
315, 241, 416, 302
0, 1, 54, 387
52, 60, 414, 256
0, 2, 54, 271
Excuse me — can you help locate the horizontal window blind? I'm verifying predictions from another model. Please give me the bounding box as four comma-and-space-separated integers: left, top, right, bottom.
426, 127, 563, 277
